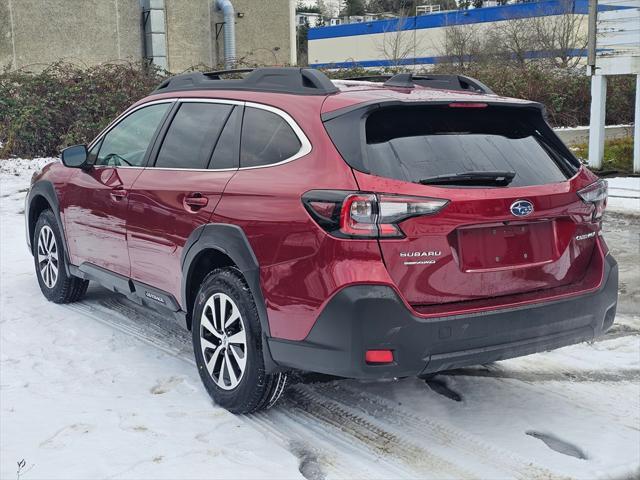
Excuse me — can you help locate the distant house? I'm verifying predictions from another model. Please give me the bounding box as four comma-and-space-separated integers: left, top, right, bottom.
296, 11, 323, 27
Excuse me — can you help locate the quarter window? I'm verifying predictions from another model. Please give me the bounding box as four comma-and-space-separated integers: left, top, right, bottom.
240, 107, 301, 168
155, 102, 234, 170
96, 103, 170, 167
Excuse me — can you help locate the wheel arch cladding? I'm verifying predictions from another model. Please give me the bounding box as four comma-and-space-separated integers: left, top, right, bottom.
184, 248, 236, 327
28, 194, 52, 246
27, 181, 71, 275
181, 224, 281, 373
181, 224, 268, 335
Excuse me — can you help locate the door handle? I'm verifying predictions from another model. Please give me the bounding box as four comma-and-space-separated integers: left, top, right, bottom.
184, 193, 209, 211
110, 187, 127, 201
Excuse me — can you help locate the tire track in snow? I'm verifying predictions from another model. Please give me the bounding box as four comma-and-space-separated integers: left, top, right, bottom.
62, 296, 414, 478
300, 382, 563, 480
278, 388, 477, 479
61, 295, 483, 478
443, 366, 640, 383
61, 290, 633, 479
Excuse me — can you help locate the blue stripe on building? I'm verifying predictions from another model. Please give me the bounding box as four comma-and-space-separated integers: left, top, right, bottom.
308, 0, 632, 41
309, 49, 591, 69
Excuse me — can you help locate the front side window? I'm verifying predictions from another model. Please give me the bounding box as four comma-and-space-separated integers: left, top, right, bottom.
240, 107, 301, 168
155, 102, 234, 169
96, 103, 171, 167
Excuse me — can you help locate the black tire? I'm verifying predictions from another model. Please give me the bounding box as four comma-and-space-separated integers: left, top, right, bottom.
192, 268, 287, 414
33, 209, 89, 303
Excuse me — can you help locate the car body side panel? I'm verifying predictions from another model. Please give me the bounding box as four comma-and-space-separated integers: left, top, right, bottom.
212, 101, 368, 341
62, 166, 143, 277
127, 169, 235, 301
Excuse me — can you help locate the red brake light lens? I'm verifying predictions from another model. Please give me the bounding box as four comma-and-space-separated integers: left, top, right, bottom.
302, 190, 449, 239
340, 194, 378, 237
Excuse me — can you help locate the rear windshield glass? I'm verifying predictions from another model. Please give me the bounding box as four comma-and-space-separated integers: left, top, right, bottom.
328, 105, 574, 187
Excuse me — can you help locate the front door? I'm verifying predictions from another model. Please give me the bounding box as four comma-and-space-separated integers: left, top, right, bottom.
63, 102, 172, 277
127, 100, 242, 301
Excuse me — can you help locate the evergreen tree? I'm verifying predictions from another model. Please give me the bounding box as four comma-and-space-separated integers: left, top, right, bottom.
341, 0, 366, 16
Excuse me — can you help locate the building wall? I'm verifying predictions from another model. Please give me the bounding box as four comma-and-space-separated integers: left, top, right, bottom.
231, 0, 294, 67
0, 0, 294, 73
0, 0, 142, 71
308, 0, 593, 68
164, 0, 213, 71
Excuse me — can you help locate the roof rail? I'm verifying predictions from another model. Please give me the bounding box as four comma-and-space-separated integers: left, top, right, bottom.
344, 73, 494, 95
153, 67, 339, 96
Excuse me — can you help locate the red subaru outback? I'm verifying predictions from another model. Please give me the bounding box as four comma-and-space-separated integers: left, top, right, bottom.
26, 68, 617, 413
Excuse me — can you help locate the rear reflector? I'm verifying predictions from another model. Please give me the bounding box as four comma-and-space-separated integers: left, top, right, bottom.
365, 349, 394, 364
449, 102, 488, 108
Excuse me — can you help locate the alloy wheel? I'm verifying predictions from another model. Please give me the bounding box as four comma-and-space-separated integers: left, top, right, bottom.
200, 293, 247, 390
37, 225, 59, 289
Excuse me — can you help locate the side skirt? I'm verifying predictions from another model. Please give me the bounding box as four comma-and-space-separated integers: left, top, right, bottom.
69, 263, 188, 327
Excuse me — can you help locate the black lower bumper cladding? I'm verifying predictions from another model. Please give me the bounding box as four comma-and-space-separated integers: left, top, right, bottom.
268, 255, 618, 379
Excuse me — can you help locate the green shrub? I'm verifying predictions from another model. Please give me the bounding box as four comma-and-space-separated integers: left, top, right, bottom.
571, 137, 634, 174
0, 62, 166, 158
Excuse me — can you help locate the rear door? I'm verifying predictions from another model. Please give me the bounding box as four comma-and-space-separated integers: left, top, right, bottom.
326, 103, 598, 307
63, 102, 172, 276
126, 100, 242, 302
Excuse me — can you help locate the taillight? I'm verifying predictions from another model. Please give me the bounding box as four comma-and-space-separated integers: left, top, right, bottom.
578, 180, 608, 221
302, 190, 449, 239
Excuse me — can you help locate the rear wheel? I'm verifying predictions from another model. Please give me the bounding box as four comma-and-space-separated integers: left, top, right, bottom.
192, 268, 287, 414
33, 209, 88, 303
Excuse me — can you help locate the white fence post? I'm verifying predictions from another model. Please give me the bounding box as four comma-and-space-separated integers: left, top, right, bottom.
634, 74, 640, 173
589, 74, 607, 170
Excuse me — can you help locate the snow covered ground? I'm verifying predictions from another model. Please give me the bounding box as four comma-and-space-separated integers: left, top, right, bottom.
608, 176, 640, 215
1, 158, 639, 480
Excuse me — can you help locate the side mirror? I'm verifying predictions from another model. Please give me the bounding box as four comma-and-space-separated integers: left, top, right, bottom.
61, 144, 89, 168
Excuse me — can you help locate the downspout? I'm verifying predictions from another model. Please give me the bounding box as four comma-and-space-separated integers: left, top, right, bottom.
215, 0, 236, 69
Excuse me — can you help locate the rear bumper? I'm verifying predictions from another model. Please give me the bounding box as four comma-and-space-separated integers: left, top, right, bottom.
268, 254, 618, 379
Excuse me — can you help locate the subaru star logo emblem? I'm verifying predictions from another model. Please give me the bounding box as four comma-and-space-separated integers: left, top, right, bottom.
510, 200, 534, 217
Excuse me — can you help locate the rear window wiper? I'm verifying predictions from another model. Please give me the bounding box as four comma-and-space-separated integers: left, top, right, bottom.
418, 171, 516, 186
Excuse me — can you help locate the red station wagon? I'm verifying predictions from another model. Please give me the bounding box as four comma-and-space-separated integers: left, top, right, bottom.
25, 68, 618, 413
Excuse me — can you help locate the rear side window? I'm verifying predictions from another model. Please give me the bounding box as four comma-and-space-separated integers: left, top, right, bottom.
326, 105, 575, 187
155, 102, 234, 169
240, 107, 301, 168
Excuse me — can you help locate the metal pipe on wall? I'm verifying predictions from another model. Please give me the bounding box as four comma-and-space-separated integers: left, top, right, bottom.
215, 0, 236, 69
